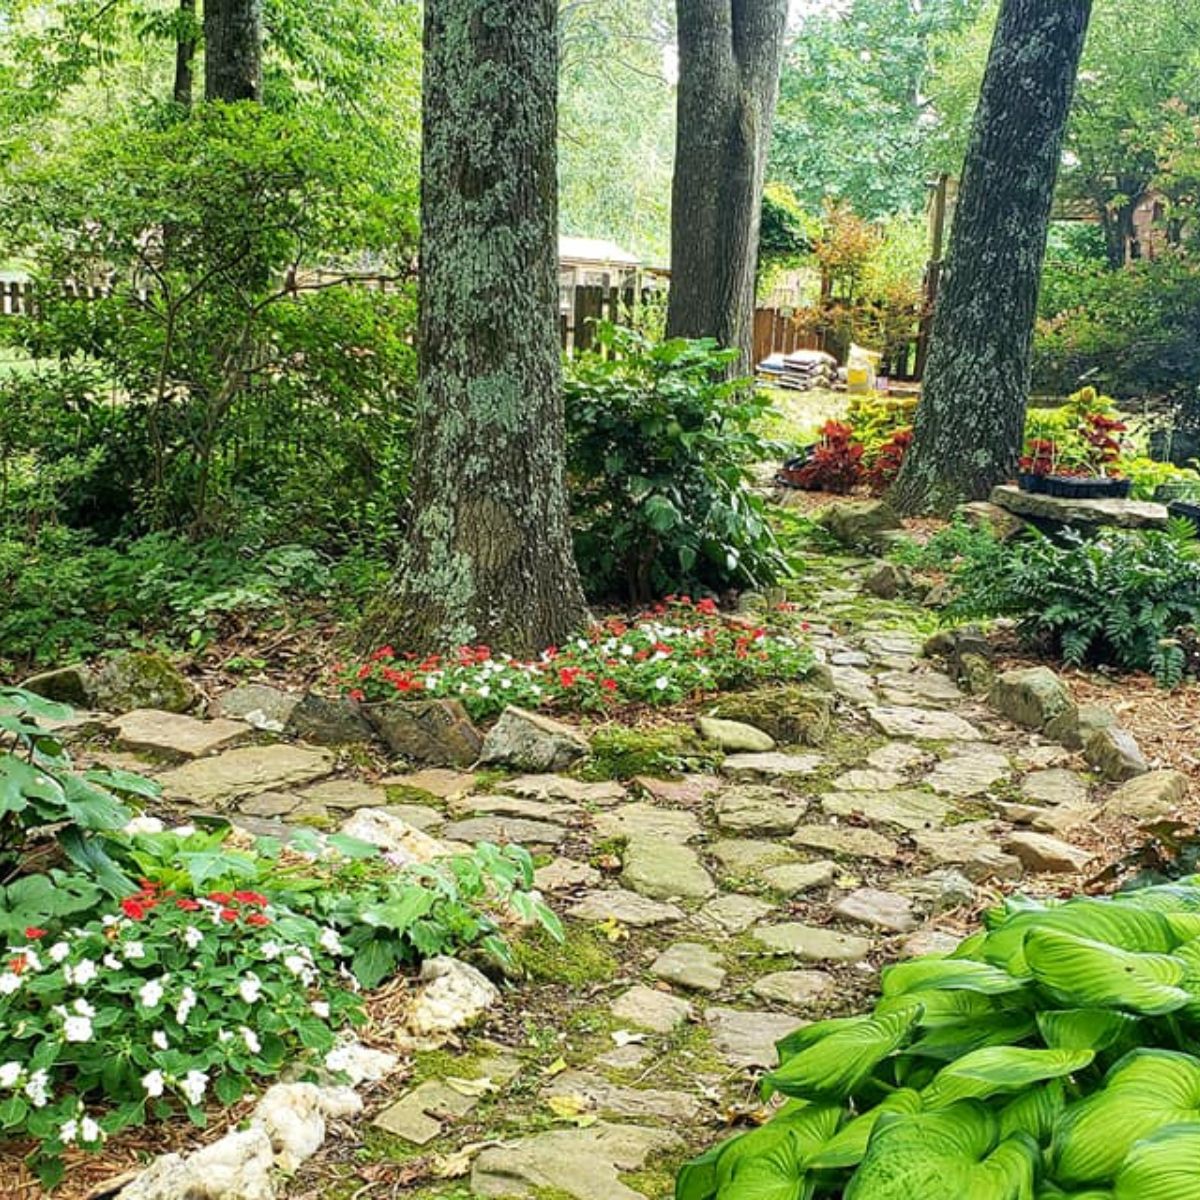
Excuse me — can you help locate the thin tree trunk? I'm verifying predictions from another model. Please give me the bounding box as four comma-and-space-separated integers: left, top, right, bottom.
173, 0, 197, 108
666, 0, 789, 373
374, 0, 589, 656
888, 0, 1092, 515
203, 0, 263, 103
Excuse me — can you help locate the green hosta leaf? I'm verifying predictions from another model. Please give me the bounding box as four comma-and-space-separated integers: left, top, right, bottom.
0, 689, 73, 722
809, 1090, 924, 1170
765, 1005, 922, 1101
776, 1015, 873, 1064
844, 1102, 1038, 1200
907, 1012, 1038, 1063
881, 958, 1026, 999
1162, 913, 1200, 944
1024, 929, 1189, 1016
879, 990, 1008, 1028
922, 1047, 1093, 1109
1036, 1010, 1141, 1053
1113, 883, 1200, 914
1052, 1050, 1200, 1186
1113, 1122, 1200, 1200
999, 1081, 1066, 1145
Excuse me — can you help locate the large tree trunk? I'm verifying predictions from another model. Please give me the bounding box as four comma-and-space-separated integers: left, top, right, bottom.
375, 0, 589, 655
203, 0, 262, 102
666, 0, 789, 372
173, 0, 198, 108
888, 0, 1092, 515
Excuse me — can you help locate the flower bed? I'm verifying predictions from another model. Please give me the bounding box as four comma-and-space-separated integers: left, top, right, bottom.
339, 598, 815, 721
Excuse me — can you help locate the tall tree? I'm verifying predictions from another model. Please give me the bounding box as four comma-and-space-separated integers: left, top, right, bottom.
174, 0, 198, 107
666, 0, 789, 370
888, 0, 1092, 514
204, 0, 263, 102
377, 0, 589, 654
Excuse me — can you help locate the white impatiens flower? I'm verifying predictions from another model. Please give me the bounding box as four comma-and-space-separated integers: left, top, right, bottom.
152, 1030, 169, 1051
259, 940, 281, 961
0, 1062, 20, 1089
59, 1118, 78, 1145
64, 958, 96, 986
73, 998, 95, 1018
283, 954, 308, 977
103, 954, 122, 971
240, 1027, 261, 1054
63, 1014, 93, 1043
179, 1070, 209, 1106
0, 973, 22, 995
183, 926, 203, 950
138, 977, 165, 1009
123, 941, 145, 960
25, 1069, 50, 1107
141, 1070, 165, 1099
654, 676, 669, 691
175, 986, 197, 1025
18, 948, 41, 972
48, 942, 70, 964
318, 928, 343, 956
79, 1115, 101, 1144
237, 973, 262, 1004
620, 643, 635, 657
311, 1000, 330, 1019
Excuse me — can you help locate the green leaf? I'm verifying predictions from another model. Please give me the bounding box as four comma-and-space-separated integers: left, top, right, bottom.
350, 934, 402, 989
1023, 929, 1189, 1016
711, 1102, 842, 1199
906, 1012, 1038, 1063
999, 1081, 1066, 1145
84, 766, 161, 800
764, 1004, 922, 1101
58, 827, 135, 897
0, 754, 59, 815
1036, 1010, 1141, 1053
325, 832, 380, 860
881, 958, 1027, 999
809, 1090, 924, 1170
1052, 1050, 1200, 1186
1114, 1122, 1200, 1200
921, 1047, 1093, 1109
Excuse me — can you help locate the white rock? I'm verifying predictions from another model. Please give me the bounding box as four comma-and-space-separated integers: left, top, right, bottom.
118, 1129, 275, 1200
122, 816, 165, 836
339, 808, 449, 867
323, 1039, 400, 1085
252, 1083, 326, 1173
407, 955, 500, 1038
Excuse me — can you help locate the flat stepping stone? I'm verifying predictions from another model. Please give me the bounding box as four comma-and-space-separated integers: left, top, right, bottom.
705, 1006, 799, 1069
751, 970, 835, 1008
1022, 769, 1090, 807
470, 1122, 680, 1200
635, 775, 723, 807
448, 793, 575, 822
791, 825, 897, 861
820, 789, 952, 832
157, 744, 335, 807
877, 670, 963, 708
650, 942, 726, 992
901, 928, 963, 958
534, 857, 601, 891
1004, 831, 1093, 874
440, 815, 566, 847
595, 1044, 653, 1070
697, 716, 775, 753
831, 768, 905, 792
831, 650, 871, 667
383, 767, 476, 798
721, 752, 823, 781
760, 861, 836, 895
926, 751, 1011, 798
381, 803, 445, 832
108, 709, 250, 762
544, 1071, 701, 1121
593, 803, 700, 844
610, 985, 694, 1033
897, 868, 976, 913
867, 742, 928, 773
714, 786, 806, 835
622, 838, 715, 902
296, 778, 388, 811
500, 775, 627, 806
914, 823, 1023, 881
827, 665, 877, 706
862, 632, 924, 658
709, 839, 800, 874
867, 706, 983, 742
693, 893, 774, 934
833, 888, 917, 933
237, 791, 301, 818
1101, 770, 1189, 822
568, 889, 684, 927
751, 922, 871, 964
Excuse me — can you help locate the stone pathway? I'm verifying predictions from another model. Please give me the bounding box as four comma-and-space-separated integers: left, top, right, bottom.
51, 543, 1192, 1200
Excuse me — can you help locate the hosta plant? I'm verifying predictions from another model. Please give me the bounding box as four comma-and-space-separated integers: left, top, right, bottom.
678, 881, 1200, 1200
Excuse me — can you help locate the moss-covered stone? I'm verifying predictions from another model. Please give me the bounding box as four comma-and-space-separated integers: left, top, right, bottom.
510, 924, 619, 986
90, 651, 196, 714
581, 725, 718, 781
712, 685, 833, 747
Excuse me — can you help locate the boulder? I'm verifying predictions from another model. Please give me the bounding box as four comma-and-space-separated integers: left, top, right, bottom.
478, 706, 589, 772
988, 667, 1074, 731
339, 808, 449, 866
1085, 726, 1149, 782
990, 484, 1169, 531
696, 716, 775, 753
365, 698, 484, 767
285, 693, 374, 746
19, 663, 92, 706
406, 956, 499, 1038
862, 561, 909, 600
90, 651, 195, 714
712, 685, 833, 746
210, 683, 299, 732
117, 1129, 275, 1200
1102, 770, 1189, 821
817, 500, 901, 549
1045, 703, 1117, 751
958, 500, 1027, 540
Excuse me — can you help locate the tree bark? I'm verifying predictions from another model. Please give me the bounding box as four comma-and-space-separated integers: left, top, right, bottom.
888, 0, 1092, 515
666, 0, 789, 372
203, 0, 262, 102
375, 0, 589, 656
173, 0, 197, 108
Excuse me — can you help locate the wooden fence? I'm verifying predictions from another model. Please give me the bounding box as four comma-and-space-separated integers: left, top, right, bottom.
753, 306, 926, 382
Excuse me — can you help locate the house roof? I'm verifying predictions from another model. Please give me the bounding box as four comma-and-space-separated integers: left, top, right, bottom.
559, 236, 641, 267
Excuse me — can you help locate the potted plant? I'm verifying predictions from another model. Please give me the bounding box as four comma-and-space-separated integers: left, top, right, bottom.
1019, 406, 1132, 499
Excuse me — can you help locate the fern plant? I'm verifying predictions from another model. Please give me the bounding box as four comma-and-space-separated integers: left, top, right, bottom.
942, 521, 1200, 687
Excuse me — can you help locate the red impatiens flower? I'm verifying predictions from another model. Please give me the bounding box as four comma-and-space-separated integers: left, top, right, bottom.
349, 688, 365, 702
24, 928, 46, 941
695, 598, 718, 615
246, 913, 271, 927
9, 956, 27, 975
601, 678, 618, 693
232, 891, 268, 907
220, 908, 239, 923
176, 898, 201, 912
558, 667, 582, 688
121, 898, 147, 921
208, 892, 233, 905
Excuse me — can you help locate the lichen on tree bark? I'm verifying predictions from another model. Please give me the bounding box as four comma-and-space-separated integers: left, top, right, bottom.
888, 0, 1092, 516
375, 0, 589, 656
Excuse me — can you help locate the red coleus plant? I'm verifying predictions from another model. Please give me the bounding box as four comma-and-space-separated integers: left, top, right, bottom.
794, 420, 864, 494
1082, 411, 1127, 475
867, 427, 912, 495
1020, 438, 1059, 477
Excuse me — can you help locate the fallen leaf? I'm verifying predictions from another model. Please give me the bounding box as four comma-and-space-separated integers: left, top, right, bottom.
611, 1029, 647, 1047
546, 1093, 591, 1118
445, 1075, 498, 1098
542, 1056, 569, 1077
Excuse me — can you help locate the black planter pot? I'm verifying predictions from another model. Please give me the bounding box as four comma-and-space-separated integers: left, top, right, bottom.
1168, 500, 1200, 534
1017, 472, 1048, 494
1038, 475, 1132, 500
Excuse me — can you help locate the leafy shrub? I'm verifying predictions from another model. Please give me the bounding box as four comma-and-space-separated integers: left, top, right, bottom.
866, 428, 912, 494
679, 881, 1200, 1200
844, 393, 918, 460
791, 421, 864, 494
941, 522, 1200, 686
343, 599, 815, 721
565, 324, 787, 602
